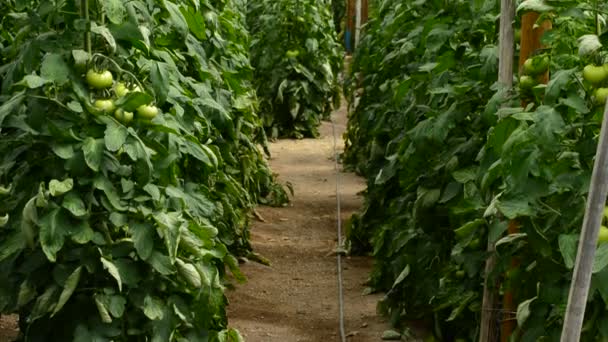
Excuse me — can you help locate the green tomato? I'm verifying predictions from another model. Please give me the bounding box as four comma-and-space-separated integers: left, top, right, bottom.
114, 82, 129, 97
519, 75, 536, 90
115, 82, 142, 97
594, 88, 608, 105
469, 238, 480, 249
86, 69, 114, 89
114, 108, 134, 124
599, 226, 608, 244
286, 50, 300, 58
94, 99, 116, 113
583, 64, 608, 85
455, 270, 465, 279
136, 105, 159, 120
523, 55, 549, 76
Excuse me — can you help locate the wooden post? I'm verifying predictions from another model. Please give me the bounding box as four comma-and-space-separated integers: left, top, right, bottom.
499, 11, 552, 342
345, 0, 355, 54
480, 2, 515, 339
560, 104, 608, 341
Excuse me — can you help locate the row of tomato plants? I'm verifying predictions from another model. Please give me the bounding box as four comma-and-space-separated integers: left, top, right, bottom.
247, 0, 342, 139
344, 0, 608, 340
0, 0, 289, 340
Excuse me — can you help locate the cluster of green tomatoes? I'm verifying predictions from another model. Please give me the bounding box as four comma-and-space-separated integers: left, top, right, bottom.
582, 64, 608, 106
86, 69, 159, 124
518, 54, 550, 96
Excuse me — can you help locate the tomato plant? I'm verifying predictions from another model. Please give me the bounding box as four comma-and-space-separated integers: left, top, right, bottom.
0, 0, 288, 340
344, 0, 608, 340
248, 0, 342, 139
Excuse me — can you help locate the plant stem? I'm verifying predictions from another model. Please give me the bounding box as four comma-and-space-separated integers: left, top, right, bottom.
81, 0, 91, 55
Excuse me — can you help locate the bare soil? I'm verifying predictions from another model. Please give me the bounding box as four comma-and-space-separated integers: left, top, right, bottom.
226, 105, 392, 341
0, 315, 17, 342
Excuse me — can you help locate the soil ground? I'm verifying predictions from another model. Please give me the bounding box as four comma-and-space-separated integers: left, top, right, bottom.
226, 104, 392, 341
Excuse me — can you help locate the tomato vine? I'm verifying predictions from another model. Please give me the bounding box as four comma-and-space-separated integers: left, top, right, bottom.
0, 0, 287, 340
345, 0, 608, 340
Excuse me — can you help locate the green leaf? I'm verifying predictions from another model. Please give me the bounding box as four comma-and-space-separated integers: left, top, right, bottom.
593, 243, 608, 273
392, 265, 410, 289
83, 138, 105, 172
51, 143, 75, 159
516, 297, 536, 327
49, 178, 74, 197
148, 251, 175, 275
72, 49, 90, 66
0, 214, 8, 227
67, 101, 84, 113
143, 295, 165, 320
545, 69, 575, 105
94, 293, 113, 323
153, 212, 182, 262
93, 175, 127, 211
176, 258, 202, 288
559, 234, 578, 269
495, 233, 527, 248
101, 258, 123, 292
101, 0, 126, 24
30, 285, 59, 320
52, 266, 82, 316
21, 197, 38, 249
497, 196, 534, 219
0, 92, 25, 126
39, 209, 69, 262
150, 62, 171, 104
91, 22, 117, 53
62, 192, 87, 217
578, 34, 602, 57
163, 0, 188, 37
452, 167, 478, 183
22, 74, 48, 88
181, 6, 206, 40
115, 91, 154, 112
516, 0, 553, 13
104, 121, 128, 152
40, 53, 70, 84
130, 222, 154, 260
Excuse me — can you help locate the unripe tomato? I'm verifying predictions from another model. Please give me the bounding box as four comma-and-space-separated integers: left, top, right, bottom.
114, 83, 129, 97
523, 55, 549, 76
583, 65, 608, 85
599, 226, 608, 244
114, 108, 134, 124
114, 82, 142, 97
286, 50, 300, 58
94, 99, 116, 113
136, 105, 159, 120
594, 88, 608, 105
86, 69, 114, 89
519, 75, 536, 90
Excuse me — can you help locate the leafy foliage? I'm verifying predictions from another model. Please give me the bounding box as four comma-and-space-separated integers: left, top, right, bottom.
344, 0, 608, 340
247, 0, 342, 139
0, 0, 286, 340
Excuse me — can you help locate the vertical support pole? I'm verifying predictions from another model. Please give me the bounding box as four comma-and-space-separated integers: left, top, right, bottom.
354, 0, 361, 48
499, 11, 552, 342
479, 2, 514, 341
345, 0, 355, 54
560, 104, 608, 341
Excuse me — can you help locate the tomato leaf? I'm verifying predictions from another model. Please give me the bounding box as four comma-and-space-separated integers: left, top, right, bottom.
52, 266, 82, 316
82, 138, 105, 172
104, 121, 128, 152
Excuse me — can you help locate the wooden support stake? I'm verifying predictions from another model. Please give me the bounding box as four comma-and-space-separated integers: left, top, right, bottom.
499, 11, 552, 342
561, 103, 608, 341
479, 1, 514, 341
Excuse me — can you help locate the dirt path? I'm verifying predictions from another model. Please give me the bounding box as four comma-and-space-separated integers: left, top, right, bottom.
226, 105, 390, 341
